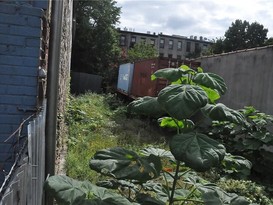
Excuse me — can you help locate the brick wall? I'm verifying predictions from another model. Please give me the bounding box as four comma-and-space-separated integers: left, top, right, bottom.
0, 2, 44, 185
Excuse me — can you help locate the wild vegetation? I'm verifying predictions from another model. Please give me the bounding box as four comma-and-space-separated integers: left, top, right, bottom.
64, 93, 166, 183
125, 41, 159, 63
209, 19, 269, 54
45, 66, 273, 204
71, 0, 121, 86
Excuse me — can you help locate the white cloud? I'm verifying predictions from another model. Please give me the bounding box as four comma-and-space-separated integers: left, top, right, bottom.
116, 0, 273, 39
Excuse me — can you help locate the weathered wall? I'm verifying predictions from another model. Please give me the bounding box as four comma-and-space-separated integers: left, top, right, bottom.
0, 2, 44, 184
55, 0, 73, 175
199, 46, 273, 114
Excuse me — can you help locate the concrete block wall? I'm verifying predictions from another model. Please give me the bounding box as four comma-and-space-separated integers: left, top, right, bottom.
199, 46, 273, 115
0, 2, 44, 184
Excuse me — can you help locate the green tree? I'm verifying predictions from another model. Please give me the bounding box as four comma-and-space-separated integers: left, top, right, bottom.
246, 22, 268, 48
223, 20, 249, 52
264, 37, 273, 46
126, 41, 158, 62
223, 19, 268, 52
211, 38, 224, 54
71, 0, 121, 76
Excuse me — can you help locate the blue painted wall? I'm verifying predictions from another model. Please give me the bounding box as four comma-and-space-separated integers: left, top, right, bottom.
0, 2, 45, 184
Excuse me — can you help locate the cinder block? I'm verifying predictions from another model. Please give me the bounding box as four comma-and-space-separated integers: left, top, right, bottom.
0, 3, 17, 15
0, 85, 37, 96
0, 95, 37, 106
0, 55, 39, 67
19, 5, 44, 17
0, 45, 40, 58
27, 16, 42, 28
0, 65, 37, 77
10, 25, 41, 37
0, 13, 28, 26
0, 74, 37, 87
0, 34, 26, 46
26, 37, 41, 47
0, 23, 10, 34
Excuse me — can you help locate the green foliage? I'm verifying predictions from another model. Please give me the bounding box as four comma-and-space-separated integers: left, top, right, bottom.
265, 37, 273, 46
210, 19, 268, 54
209, 106, 273, 183
71, 0, 121, 77
46, 64, 273, 205
170, 132, 226, 172
89, 147, 162, 181
221, 153, 252, 179
126, 41, 158, 62
202, 103, 245, 124
65, 93, 166, 182
44, 175, 132, 205
217, 179, 273, 205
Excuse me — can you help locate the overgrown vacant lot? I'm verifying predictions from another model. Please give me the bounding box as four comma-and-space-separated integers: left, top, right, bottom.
65, 93, 166, 182
63, 93, 273, 204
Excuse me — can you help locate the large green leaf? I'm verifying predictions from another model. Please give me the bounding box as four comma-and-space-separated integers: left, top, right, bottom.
222, 153, 252, 178
193, 73, 227, 95
158, 84, 208, 120
200, 86, 220, 103
127, 96, 165, 117
44, 175, 132, 205
151, 68, 184, 82
89, 147, 162, 182
169, 132, 226, 171
198, 184, 250, 205
202, 103, 245, 124
158, 117, 194, 131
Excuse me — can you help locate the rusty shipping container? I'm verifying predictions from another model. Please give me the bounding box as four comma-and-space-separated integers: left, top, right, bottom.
130, 57, 200, 98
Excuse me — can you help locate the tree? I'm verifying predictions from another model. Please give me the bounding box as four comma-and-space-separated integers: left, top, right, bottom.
265, 37, 273, 46
71, 0, 121, 76
126, 41, 158, 62
211, 38, 224, 54
223, 19, 268, 52
246, 22, 268, 48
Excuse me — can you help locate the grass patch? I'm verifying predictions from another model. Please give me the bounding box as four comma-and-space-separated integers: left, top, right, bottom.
65, 93, 166, 183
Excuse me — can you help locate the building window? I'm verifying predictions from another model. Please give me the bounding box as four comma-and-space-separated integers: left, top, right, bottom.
150, 39, 155, 46
168, 40, 173, 49
186, 42, 191, 52
159, 53, 164, 58
177, 55, 181, 60
168, 54, 172, 59
195, 43, 200, 52
160, 38, 165, 48
203, 44, 208, 48
130, 36, 136, 48
131, 36, 136, 43
177, 41, 182, 50
120, 35, 126, 46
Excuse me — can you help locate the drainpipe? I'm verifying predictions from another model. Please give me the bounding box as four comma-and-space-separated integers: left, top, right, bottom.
45, 0, 63, 204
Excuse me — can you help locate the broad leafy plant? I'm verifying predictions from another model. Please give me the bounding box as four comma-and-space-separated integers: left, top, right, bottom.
209, 106, 273, 183
44, 65, 253, 205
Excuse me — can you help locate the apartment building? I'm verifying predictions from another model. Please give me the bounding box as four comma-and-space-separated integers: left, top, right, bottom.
118, 28, 213, 60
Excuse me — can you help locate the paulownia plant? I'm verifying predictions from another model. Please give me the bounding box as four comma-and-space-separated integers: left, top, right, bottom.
44, 65, 252, 205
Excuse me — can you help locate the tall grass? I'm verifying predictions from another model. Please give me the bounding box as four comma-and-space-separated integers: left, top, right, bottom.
65, 93, 166, 182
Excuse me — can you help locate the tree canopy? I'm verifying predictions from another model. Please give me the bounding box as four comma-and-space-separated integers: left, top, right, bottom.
211, 19, 268, 54
126, 41, 158, 62
71, 0, 121, 76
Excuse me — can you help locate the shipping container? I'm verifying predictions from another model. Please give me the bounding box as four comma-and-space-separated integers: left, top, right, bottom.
117, 63, 134, 95
117, 58, 200, 98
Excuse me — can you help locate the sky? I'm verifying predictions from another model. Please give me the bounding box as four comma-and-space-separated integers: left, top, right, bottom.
115, 0, 273, 40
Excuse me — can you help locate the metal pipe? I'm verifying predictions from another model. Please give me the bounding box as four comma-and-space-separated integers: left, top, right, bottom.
44, 0, 63, 204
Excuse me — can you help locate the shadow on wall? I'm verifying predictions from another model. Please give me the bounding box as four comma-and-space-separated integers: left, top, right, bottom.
70, 72, 103, 95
